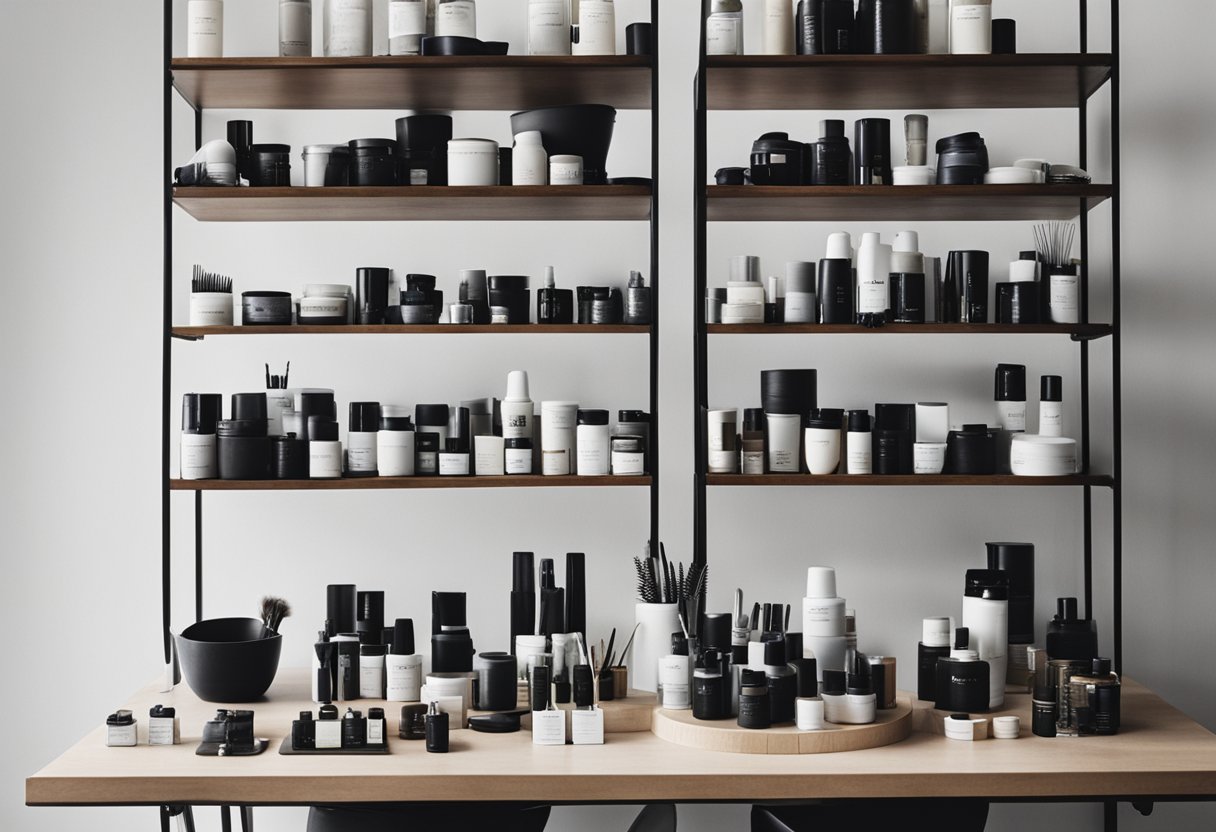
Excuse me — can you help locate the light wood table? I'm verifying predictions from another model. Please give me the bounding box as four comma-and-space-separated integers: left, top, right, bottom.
27, 670, 1216, 807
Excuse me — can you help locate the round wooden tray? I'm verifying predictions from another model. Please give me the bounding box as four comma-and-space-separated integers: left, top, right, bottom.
651, 694, 914, 754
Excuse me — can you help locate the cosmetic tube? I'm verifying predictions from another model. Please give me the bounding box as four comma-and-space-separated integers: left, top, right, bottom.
795, 0, 822, 54
995, 364, 1027, 432
1040, 375, 1064, 437
846, 410, 872, 475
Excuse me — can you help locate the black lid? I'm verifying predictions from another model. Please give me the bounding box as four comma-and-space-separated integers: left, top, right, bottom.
182, 393, 223, 433
740, 669, 767, 690
309, 416, 339, 442
671, 632, 688, 656
319, 704, 339, 719
995, 364, 1027, 401
251, 143, 291, 154
216, 418, 268, 438
785, 632, 803, 661
297, 710, 313, 722
349, 402, 382, 432
1056, 597, 1079, 621
231, 392, 268, 421
226, 120, 253, 148
298, 390, 335, 415
954, 627, 970, 650
450, 406, 470, 441
381, 416, 414, 431
991, 18, 1016, 53
1093, 657, 1112, 675
416, 432, 440, 451
1033, 681, 1055, 701
1019, 250, 1040, 262
821, 669, 847, 695
965, 569, 1010, 600
150, 705, 176, 718
573, 664, 594, 707
618, 410, 649, 423
820, 119, 845, 139
489, 275, 530, 291
935, 132, 986, 152
391, 619, 415, 655
701, 612, 732, 652
405, 273, 438, 291
804, 410, 842, 430
763, 639, 786, 666
874, 403, 915, 432
985, 542, 1035, 594
369, 707, 385, 720
577, 409, 609, 426
1041, 375, 1063, 402
242, 290, 292, 299
349, 138, 398, 152
848, 410, 871, 432
432, 591, 467, 631
846, 673, 872, 696
415, 404, 450, 426
360, 644, 387, 657
742, 407, 766, 432
795, 658, 818, 698
401, 289, 428, 305
505, 438, 532, 450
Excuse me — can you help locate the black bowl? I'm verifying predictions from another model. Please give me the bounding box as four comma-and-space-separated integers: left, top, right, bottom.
175, 617, 282, 703
421, 36, 509, 56
510, 104, 617, 185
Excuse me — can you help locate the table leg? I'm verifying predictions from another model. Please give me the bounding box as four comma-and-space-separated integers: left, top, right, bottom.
1104, 801, 1118, 832
221, 806, 233, 832
239, 805, 254, 832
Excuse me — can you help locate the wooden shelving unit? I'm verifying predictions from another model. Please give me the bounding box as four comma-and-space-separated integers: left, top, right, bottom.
707, 323, 1113, 338
172, 324, 650, 339
171, 475, 651, 492
707, 474, 1113, 488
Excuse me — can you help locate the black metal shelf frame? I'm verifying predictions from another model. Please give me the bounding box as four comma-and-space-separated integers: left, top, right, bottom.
692, 0, 1122, 734
162, 0, 661, 656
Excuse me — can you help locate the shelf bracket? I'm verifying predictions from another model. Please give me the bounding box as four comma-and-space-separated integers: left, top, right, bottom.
171, 333, 203, 342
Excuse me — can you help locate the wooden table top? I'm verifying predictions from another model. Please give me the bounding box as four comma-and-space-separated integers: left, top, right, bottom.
27, 670, 1216, 806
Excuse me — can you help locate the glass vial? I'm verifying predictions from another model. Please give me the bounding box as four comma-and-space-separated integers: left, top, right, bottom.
949, 0, 991, 54
389, 0, 427, 55
434, 0, 476, 39
706, 0, 744, 56
279, 0, 312, 56
187, 1, 224, 57
324, 0, 372, 57
573, 0, 616, 56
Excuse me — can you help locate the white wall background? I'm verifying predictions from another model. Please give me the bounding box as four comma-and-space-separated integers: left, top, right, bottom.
2, 1, 1214, 830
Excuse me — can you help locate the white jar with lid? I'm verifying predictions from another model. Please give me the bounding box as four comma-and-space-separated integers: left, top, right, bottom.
389, 0, 427, 56
279, 0, 312, 56
435, 0, 476, 38
378, 406, 416, 477
541, 401, 579, 475
949, 0, 991, 54
324, 0, 372, 57
448, 139, 499, 186
573, 0, 616, 56
187, 1, 224, 57
513, 132, 549, 186
550, 155, 584, 186
575, 410, 610, 476
528, 0, 571, 55
302, 145, 340, 187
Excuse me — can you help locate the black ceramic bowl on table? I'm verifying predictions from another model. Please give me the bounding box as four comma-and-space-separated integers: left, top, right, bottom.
509, 105, 617, 186
175, 617, 282, 703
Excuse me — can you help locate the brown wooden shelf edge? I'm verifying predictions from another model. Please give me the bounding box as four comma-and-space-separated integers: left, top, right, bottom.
707, 474, 1115, 488
173, 324, 650, 338
707, 324, 1113, 337
171, 475, 651, 491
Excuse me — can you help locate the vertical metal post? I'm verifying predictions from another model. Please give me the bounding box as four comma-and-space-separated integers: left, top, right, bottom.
1079, 0, 1094, 621
648, 0, 661, 552
1109, 0, 1123, 676
195, 491, 204, 622
692, 0, 709, 566
161, 0, 174, 668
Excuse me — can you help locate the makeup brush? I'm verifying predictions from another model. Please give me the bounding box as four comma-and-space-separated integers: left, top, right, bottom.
260, 596, 291, 634
616, 623, 640, 668
192, 265, 232, 294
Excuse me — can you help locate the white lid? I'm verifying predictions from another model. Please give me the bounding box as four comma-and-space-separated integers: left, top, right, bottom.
544, 266, 556, 288
551, 154, 583, 164
1009, 260, 1038, 282
382, 405, 411, 418
304, 283, 351, 297
541, 400, 579, 410
825, 232, 852, 260
922, 616, 951, 646
450, 138, 499, 146
707, 409, 738, 423
859, 232, 881, 247
806, 566, 837, 599
951, 649, 980, 661
993, 715, 1020, 739
505, 370, 530, 402
303, 144, 341, 155
514, 130, 544, 146
1011, 435, 1077, 456
893, 230, 920, 253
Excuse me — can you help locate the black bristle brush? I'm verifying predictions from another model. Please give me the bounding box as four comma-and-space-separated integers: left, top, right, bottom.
260, 596, 291, 634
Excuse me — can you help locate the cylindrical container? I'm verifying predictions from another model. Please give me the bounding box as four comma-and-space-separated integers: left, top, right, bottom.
854, 119, 892, 186
660, 655, 692, 709
189, 293, 234, 326
803, 409, 842, 475
505, 438, 533, 474
279, 0, 312, 56
324, 0, 372, 57
962, 570, 1009, 709
947, 250, 989, 323
820, 0, 854, 52
891, 273, 926, 322
858, 0, 917, 53
706, 0, 744, 56
1032, 681, 1057, 737
181, 394, 222, 480
434, 0, 477, 38
217, 419, 270, 480
817, 259, 854, 323
913, 442, 947, 474
414, 404, 450, 451
614, 410, 651, 472
248, 144, 291, 187
476, 653, 519, 711
502, 371, 533, 441
1049, 267, 1080, 324
693, 653, 726, 721
356, 267, 390, 325
611, 436, 645, 476
996, 282, 1041, 324
425, 704, 450, 753
359, 645, 387, 699
387, 651, 423, 703
632, 603, 679, 693
550, 155, 584, 186
856, 233, 893, 316
298, 295, 347, 326
761, 0, 795, 54
541, 401, 579, 475
992, 18, 1016, 53
377, 408, 419, 477
512, 131, 548, 185
187, 0, 224, 57
738, 670, 772, 730
764, 413, 801, 473
764, 640, 797, 724
324, 146, 350, 185
573, 0, 616, 55
796, 0, 822, 54
918, 617, 952, 701
575, 410, 610, 476
388, 0, 427, 55
707, 409, 738, 474
761, 369, 818, 418
308, 418, 342, 478
935, 649, 991, 712
347, 402, 381, 477
488, 275, 530, 324
347, 139, 398, 187
995, 363, 1028, 432
945, 425, 997, 474
936, 133, 989, 185
528, 0, 572, 55
302, 145, 339, 187
846, 410, 872, 474
1040, 375, 1064, 437
448, 139, 499, 186
949, 0, 992, 54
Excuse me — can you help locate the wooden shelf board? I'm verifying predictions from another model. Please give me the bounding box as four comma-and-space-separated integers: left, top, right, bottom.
706, 185, 1112, 222
707, 474, 1114, 488
171, 56, 653, 111
27, 675, 1216, 805
173, 324, 649, 338
708, 324, 1112, 337
706, 54, 1113, 110
171, 475, 650, 491
174, 186, 652, 222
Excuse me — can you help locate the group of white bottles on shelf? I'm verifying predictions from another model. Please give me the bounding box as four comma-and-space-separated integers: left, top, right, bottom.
187, 1, 620, 59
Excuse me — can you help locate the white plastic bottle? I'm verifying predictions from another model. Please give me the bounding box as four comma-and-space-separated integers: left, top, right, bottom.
435, 0, 476, 38
962, 569, 1009, 709
846, 411, 872, 475
802, 567, 847, 678
529, 0, 572, 55
324, 0, 372, 57
501, 371, 533, 442
949, 0, 992, 54
513, 131, 549, 185
576, 410, 610, 476
856, 232, 893, 317
187, 0, 224, 57
389, 0, 428, 55
761, 0, 794, 55
279, 0, 312, 56
573, 0, 617, 56
706, 0, 744, 56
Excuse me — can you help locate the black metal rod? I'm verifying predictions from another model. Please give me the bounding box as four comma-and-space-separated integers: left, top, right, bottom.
693, 0, 709, 567
194, 107, 203, 152
649, 0, 661, 553
1078, 0, 1093, 623
1104, 800, 1118, 832
221, 806, 233, 832
161, 0, 174, 668
1110, 0, 1124, 676
195, 491, 204, 623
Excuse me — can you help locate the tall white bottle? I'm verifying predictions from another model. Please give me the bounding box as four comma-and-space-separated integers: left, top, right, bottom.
761, 0, 795, 55
802, 567, 847, 680
528, 0, 572, 55
501, 371, 534, 442
573, 0, 617, 56
961, 569, 1008, 708
856, 233, 893, 317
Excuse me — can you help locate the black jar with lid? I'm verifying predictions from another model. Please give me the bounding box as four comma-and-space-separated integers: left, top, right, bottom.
348, 139, 400, 186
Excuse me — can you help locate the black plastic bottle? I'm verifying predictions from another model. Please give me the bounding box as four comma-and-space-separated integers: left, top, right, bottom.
693, 650, 727, 721
764, 639, 797, 724
425, 701, 450, 753
917, 617, 951, 701
1046, 597, 1098, 661
738, 670, 772, 730
291, 711, 315, 750
795, 0, 822, 54
820, 0, 855, 53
